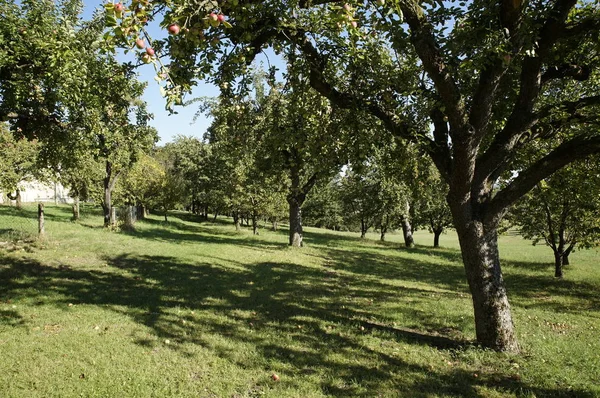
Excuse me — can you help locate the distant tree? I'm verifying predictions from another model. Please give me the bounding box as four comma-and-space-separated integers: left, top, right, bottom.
413, 160, 453, 248
302, 177, 344, 231
339, 167, 381, 239
511, 157, 600, 278
107, 0, 600, 352
0, 124, 40, 208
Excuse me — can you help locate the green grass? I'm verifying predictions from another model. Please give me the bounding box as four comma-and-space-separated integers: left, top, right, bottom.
0, 204, 599, 397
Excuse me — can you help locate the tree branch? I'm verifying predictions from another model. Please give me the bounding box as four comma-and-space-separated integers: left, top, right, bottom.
399, 0, 465, 130
488, 133, 600, 215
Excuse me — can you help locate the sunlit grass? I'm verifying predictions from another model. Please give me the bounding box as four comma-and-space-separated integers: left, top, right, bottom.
0, 204, 598, 397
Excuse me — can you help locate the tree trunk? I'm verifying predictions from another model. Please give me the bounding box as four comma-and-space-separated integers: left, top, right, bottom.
456, 221, 519, 352
138, 204, 146, 220
380, 215, 388, 241
102, 160, 119, 228
233, 211, 240, 231
562, 243, 574, 266
15, 189, 22, 210
554, 251, 564, 278
288, 197, 303, 247
38, 203, 45, 237
72, 196, 80, 221
400, 215, 414, 247
252, 212, 259, 235
164, 210, 168, 222
272, 220, 278, 231
433, 228, 443, 248
360, 218, 368, 239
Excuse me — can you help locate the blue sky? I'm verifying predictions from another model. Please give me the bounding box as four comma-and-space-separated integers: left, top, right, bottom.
83, 1, 219, 145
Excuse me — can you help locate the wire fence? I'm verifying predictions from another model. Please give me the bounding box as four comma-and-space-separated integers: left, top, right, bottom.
0, 204, 43, 249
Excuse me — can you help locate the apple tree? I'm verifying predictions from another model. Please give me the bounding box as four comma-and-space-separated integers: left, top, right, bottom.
107, 0, 600, 352
510, 155, 600, 278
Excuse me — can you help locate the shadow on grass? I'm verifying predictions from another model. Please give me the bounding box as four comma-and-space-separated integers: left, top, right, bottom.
0, 251, 595, 397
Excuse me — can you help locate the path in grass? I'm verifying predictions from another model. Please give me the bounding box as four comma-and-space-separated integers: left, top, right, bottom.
0, 205, 599, 397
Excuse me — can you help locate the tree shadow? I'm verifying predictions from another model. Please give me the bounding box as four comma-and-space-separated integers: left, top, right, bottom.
0, 253, 593, 397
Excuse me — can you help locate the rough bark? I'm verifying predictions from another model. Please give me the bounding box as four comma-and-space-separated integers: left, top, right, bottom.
554, 251, 564, 278
563, 243, 574, 265
400, 215, 415, 248
360, 219, 368, 239
433, 228, 443, 248
72, 197, 80, 220
15, 189, 21, 210
380, 227, 387, 242
233, 211, 240, 231
288, 197, 303, 247
102, 161, 120, 228
455, 219, 519, 352
38, 203, 45, 237
252, 212, 259, 235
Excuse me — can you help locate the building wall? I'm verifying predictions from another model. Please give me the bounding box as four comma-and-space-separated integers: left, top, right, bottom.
0, 180, 73, 204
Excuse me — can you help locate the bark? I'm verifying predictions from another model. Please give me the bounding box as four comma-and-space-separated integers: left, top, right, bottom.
400, 215, 415, 248
15, 189, 21, 210
123, 205, 135, 229
380, 226, 387, 242
554, 251, 564, 278
233, 212, 240, 231
433, 228, 443, 248
360, 219, 368, 239
455, 220, 519, 352
272, 220, 278, 231
102, 161, 120, 228
138, 204, 147, 220
38, 203, 45, 237
72, 196, 80, 221
563, 243, 574, 265
164, 210, 168, 222
252, 212, 259, 235
288, 197, 303, 247
213, 211, 219, 222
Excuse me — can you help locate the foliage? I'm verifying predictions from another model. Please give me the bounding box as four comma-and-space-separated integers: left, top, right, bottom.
0, 123, 39, 194
511, 155, 600, 267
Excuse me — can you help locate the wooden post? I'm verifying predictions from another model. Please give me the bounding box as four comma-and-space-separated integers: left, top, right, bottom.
38, 203, 45, 237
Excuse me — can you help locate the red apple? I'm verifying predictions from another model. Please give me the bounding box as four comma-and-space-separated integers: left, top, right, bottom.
271, 373, 280, 381
217, 14, 226, 23
114, 3, 124, 12
168, 23, 180, 35
135, 38, 145, 49
350, 21, 358, 28
146, 47, 155, 56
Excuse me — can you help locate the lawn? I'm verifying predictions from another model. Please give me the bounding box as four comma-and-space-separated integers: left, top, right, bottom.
0, 204, 598, 397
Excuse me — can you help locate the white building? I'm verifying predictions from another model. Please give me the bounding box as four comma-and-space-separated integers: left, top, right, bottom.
0, 180, 73, 204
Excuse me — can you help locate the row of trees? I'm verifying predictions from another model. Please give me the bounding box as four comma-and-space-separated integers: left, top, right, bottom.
3, 0, 599, 355
105, 0, 600, 352
0, 0, 157, 226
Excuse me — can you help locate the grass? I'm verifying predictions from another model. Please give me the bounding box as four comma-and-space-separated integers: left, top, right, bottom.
0, 204, 599, 397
